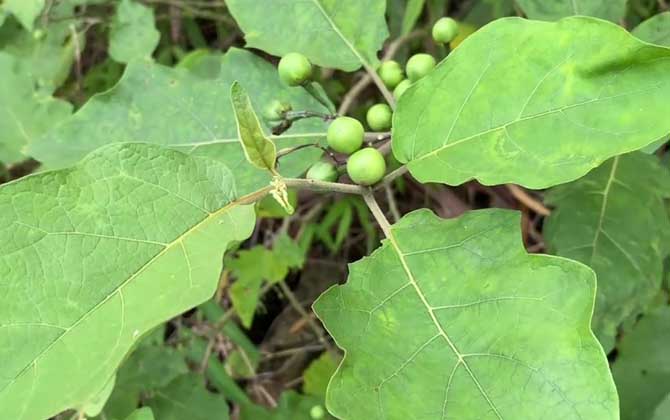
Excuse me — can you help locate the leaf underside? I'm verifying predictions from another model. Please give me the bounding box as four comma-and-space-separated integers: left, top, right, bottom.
516, 0, 626, 22
314, 209, 618, 419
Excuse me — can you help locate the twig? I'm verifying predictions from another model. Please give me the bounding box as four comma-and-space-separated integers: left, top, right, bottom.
376, 165, 408, 190
362, 190, 393, 238
505, 184, 551, 216
384, 184, 401, 222
277, 281, 334, 353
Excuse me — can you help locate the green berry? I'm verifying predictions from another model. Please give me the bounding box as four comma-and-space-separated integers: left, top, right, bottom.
310, 405, 326, 419
347, 148, 386, 186
327, 116, 364, 154
263, 100, 292, 121
432, 17, 459, 44
378, 60, 404, 89
306, 161, 338, 182
406, 53, 436, 82
366, 104, 392, 131
393, 79, 412, 99
278, 52, 313, 86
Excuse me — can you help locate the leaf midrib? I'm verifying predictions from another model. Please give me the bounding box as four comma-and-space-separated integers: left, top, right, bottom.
310, 0, 369, 69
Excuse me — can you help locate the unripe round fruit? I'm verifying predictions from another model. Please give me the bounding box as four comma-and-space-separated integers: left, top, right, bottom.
377, 60, 404, 89
310, 405, 326, 419
432, 17, 459, 44
264, 100, 292, 121
278, 52, 313, 86
406, 53, 436, 82
347, 147, 386, 186
366, 103, 392, 131
393, 79, 411, 99
306, 161, 338, 182
327, 116, 364, 154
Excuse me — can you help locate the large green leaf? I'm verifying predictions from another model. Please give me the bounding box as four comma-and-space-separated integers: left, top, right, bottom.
612, 308, 670, 420
146, 374, 229, 420
516, 0, 626, 22
125, 408, 155, 420
0, 143, 256, 419
544, 153, 670, 352
633, 12, 670, 47
314, 209, 617, 419
227, 0, 388, 71
30, 48, 330, 194
652, 394, 670, 420
0, 52, 72, 164
109, 0, 160, 64
392, 16, 670, 189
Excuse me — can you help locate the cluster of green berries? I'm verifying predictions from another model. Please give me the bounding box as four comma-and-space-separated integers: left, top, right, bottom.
274, 18, 458, 187
379, 17, 459, 99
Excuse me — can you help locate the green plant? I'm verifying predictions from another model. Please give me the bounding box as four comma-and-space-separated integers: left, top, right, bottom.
326, 116, 364, 154
1, 1, 670, 419
432, 17, 459, 43
405, 53, 436, 81
366, 103, 393, 130
346, 147, 387, 185
278, 52, 313, 86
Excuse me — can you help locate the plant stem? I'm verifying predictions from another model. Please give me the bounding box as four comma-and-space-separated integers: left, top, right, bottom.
284, 178, 366, 195
375, 165, 409, 190
362, 190, 393, 238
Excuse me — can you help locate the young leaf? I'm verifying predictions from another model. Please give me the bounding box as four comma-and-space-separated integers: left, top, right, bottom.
544, 153, 670, 352
0, 52, 72, 164
633, 12, 670, 47
392, 17, 670, 189
109, 0, 160, 64
516, 0, 626, 22
611, 308, 670, 420
146, 374, 230, 420
0, 143, 255, 419
30, 48, 331, 195
314, 209, 618, 419
227, 0, 388, 71
230, 81, 278, 173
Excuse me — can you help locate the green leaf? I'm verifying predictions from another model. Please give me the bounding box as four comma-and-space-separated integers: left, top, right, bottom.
109, 0, 160, 63
229, 235, 305, 327
124, 407, 155, 420
146, 374, 230, 420
1, 0, 45, 30
303, 351, 340, 398
633, 12, 670, 47
240, 391, 331, 420
0, 143, 255, 419
516, 0, 626, 22
227, 0, 388, 71
544, 153, 670, 352
83, 375, 116, 417
612, 307, 670, 420
652, 394, 670, 420
30, 48, 331, 195
230, 81, 277, 173
392, 16, 670, 189
0, 52, 72, 164
401, 0, 425, 35
0, 6, 81, 94
313, 208, 618, 419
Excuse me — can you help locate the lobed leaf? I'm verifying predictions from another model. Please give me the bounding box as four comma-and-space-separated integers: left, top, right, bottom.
0, 143, 256, 419
516, 0, 626, 22
30, 48, 332, 195
392, 17, 670, 189
109, 0, 160, 64
314, 208, 618, 419
227, 0, 388, 71
544, 152, 670, 352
